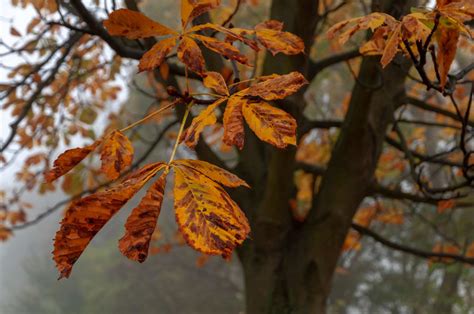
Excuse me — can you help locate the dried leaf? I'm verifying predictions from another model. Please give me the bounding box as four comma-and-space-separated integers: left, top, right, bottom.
104, 9, 176, 39
381, 23, 401, 68
243, 72, 308, 100
255, 21, 305, 55
119, 169, 168, 262
191, 34, 249, 65
173, 165, 249, 258
138, 37, 177, 72
223, 96, 245, 149
181, 0, 221, 28
182, 98, 225, 148
177, 36, 206, 75
53, 162, 165, 278
173, 159, 249, 188
242, 100, 297, 148
437, 27, 459, 88
100, 130, 134, 180
45, 142, 99, 183
203, 72, 229, 95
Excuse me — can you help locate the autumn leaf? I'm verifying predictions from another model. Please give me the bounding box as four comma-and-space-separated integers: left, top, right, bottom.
242, 71, 308, 100
181, 98, 226, 148
100, 130, 134, 180
103, 9, 177, 39
255, 20, 305, 55
177, 36, 206, 75
203, 71, 229, 96
181, 0, 221, 29
119, 169, 168, 262
190, 34, 250, 65
381, 23, 402, 68
242, 99, 297, 148
173, 159, 249, 188
53, 162, 166, 278
172, 163, 250, 258
44, 141, 100, 183
138, 37, 177, 72
223, 96, 245, 149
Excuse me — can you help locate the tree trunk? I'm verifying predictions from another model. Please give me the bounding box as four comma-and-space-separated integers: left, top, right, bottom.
234, 1, 416, 313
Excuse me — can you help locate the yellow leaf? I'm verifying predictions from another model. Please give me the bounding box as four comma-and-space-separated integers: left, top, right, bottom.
100, 130, 134, 180
242, 100, 297, 148
53, 162, 165, 278
104, 9, 176, 39
138, 37, 177, 72
203, 72, 229, 96
172, 159, 249, 188
173, 165, 250, 258
119, 169, 168, 262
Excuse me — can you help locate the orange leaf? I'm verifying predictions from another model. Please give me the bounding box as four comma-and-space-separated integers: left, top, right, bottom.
172, 164, 250, 258
437, 27, 459, 88
177, 36, 206, 75
181, 98, 226, 148
242, 99, 297, 148
104, 9, 176, 39
191, 34, 250, 65
53, 162, 165, 278
223, 96, 245, 149
138, 37, 177, 72
189, 23, 259, 51
203, 72, 229, 96
255, 20, 305, 55
172, 159, 249, 188
100, 130, 134, 180
119, 168, 168, 262
181, 0, 221, 29
243, 71, 308, 100
45, 142, 99, 183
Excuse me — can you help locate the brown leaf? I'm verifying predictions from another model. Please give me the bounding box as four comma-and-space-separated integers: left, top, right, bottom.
119, 169, 168, 262
203, 72, 229, 96
100, 130, 134, 180
53, 162, 165, 278
173, 159, 249, 188
177, 36, 206, 75
182, 98, 226, 148
242, 100, 297, 148
223, 96, 245, 149
191, 34, 250, 65
243, 72, 308, 100
104, 9, 176, 39
138, 37, 177, 72
173, 164, 249, 258
45, 142, 99, 183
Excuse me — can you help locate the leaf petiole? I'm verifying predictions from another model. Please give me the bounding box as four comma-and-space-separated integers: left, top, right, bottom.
168, 101, 193, 165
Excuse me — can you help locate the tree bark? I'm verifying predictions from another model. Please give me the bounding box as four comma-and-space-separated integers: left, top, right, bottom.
236, 1, 416, 313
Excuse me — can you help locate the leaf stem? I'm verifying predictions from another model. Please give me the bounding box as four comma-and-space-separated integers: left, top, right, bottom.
120, 101, 177, 133
168, 102, 192, 165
